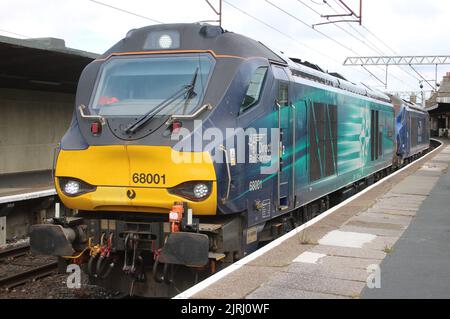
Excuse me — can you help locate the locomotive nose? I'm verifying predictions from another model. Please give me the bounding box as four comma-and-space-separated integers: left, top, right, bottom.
55, 145, 217, 215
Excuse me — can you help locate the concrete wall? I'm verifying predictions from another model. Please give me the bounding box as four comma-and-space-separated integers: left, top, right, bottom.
0, 88, 74, 174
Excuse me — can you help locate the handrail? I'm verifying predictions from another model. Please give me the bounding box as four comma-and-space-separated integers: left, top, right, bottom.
219, 145, 231, 203
290, 102, 296, 204
78, 104, 106, 125
51, 143, 60, 181
166, 103, 213, 124
276, 101, 281, 210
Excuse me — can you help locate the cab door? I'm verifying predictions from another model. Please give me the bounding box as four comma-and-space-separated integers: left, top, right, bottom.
274, 68, 295, 214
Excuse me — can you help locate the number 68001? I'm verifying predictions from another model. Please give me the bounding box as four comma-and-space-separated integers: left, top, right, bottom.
132, 173, 166, 185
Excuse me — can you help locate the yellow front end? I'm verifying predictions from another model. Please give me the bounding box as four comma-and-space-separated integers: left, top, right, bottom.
55, 145, 217, 215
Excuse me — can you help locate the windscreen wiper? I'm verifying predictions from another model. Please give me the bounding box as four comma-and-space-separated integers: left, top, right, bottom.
125, 68, 199, 134
182, 67, 199, 114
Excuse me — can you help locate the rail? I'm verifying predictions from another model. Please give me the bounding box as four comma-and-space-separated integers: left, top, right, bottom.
0, 244, 30, 262
0, 260, 58, 290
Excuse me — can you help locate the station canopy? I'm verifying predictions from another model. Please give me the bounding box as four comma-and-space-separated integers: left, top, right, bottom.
0, 35, 98, 93
426, 72, 450, 113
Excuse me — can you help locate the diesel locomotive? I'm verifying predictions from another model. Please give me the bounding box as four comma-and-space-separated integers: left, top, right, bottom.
30, 23, 429, 297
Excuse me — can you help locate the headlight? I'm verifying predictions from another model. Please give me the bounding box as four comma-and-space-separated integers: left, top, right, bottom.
168, 181, 212, 201
59, 177, 96, 197
193, 183, 209, 199
144, 30, 180, 50
64, 180, 80, 195
158, 34, 173, 49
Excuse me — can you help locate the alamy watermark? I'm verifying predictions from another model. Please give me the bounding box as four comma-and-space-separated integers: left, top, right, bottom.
170, 120, 280, 175
366, 264, 381, 289
66, 264, 81, 289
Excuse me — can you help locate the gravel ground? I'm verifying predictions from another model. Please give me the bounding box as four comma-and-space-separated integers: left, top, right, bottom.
0, 253, 55, 278
0, 272, 116, 299
1, 246, 116, 299
1, 237, 29, 249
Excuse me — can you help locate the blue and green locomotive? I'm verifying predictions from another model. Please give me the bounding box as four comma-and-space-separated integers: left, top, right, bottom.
390, 94, 429, 163
30, 23, 429, 297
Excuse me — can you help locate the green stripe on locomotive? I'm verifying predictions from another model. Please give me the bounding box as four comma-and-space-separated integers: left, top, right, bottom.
288, 82, 394, 205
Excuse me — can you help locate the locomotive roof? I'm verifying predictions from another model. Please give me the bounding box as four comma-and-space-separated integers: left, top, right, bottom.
403, 100, 428, 114
100, 23, 391, 104
281, 51, 392, 104
389, 94, 428, 114
99, 23, 286, 64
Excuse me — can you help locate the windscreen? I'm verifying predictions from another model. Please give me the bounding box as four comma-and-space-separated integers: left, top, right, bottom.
90, 53, 214, 116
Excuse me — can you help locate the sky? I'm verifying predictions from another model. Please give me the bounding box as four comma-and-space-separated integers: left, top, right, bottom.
1, 0, 449, 101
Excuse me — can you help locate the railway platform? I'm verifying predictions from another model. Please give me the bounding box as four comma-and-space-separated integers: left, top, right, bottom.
0, 170, 56, 246
176, 140, 450, 299
0, 170, 55, 202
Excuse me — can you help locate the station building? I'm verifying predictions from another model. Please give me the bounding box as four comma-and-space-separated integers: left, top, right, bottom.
426, 72, 450, 137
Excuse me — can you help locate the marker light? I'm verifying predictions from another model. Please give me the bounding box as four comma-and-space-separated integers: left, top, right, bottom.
171, 121, 182, 134
158, 34, 173, 49
64, 180, 80, 195
91, 121, 102, 136
193, 183, 209, 199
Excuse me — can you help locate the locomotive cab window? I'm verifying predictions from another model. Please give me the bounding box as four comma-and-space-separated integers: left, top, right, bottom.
90, 53, 215, 117
240, 66, 268, 113
278, 82, 289, 106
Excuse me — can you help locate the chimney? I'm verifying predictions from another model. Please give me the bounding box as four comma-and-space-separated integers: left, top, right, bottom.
410, 94, 417, 104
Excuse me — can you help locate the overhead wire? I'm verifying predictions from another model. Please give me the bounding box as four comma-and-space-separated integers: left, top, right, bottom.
0, 28, 31, 39
222, 0, 341, 64
265, 0, 361, 56
222, 0, 374, 83
6, 0, 404, 88
298, 0, 383, 55
310, 0, 326, 5
309, 0, 413, 88
324, 0, 419, 86
319, 0, 384, 55
222, 0, 372, 80
263, 0, 402, 87
301, 1, 401, 86
324, 1, 416, 88
88, 0, 163, 24
359, 28, 422, 88
325, 0, 397, 55
328, 0, 421, 86
409, 65, 435, 90
362, 25, 397, 54
326, 0, 394, 55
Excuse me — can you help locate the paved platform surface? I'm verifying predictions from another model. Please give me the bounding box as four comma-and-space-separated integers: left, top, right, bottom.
188, 142, 450, 299
0, 170, 54, 201
363, 148, 450, 298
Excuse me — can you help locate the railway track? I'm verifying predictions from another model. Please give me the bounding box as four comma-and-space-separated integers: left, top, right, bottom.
0, 244, 30, 262
0, 244, 58, 290
0, 261, 58, 290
